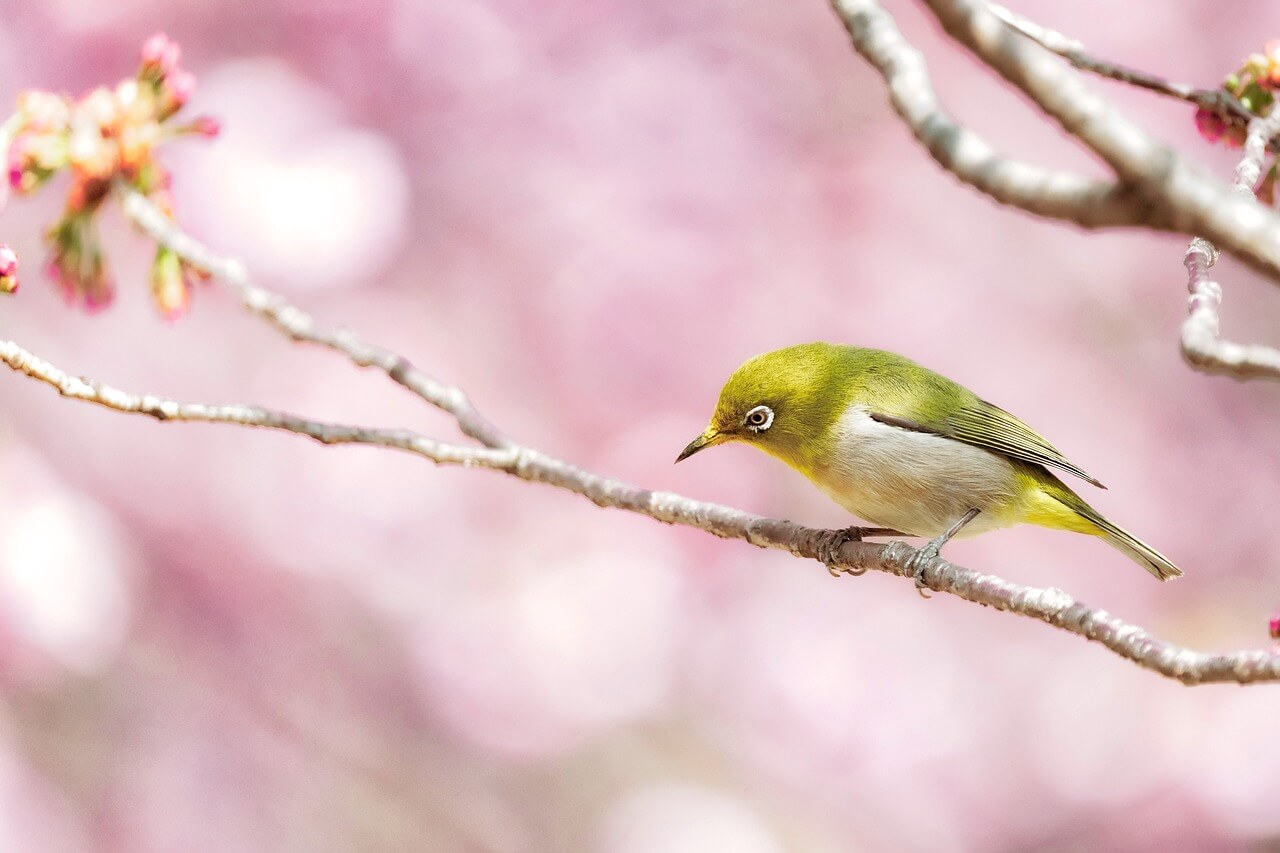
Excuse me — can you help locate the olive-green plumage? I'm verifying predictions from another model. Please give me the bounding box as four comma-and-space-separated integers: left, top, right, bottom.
677, 343, 1181, 581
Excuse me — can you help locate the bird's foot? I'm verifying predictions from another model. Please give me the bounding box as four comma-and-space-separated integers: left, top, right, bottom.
903, 508, 980, 600
819, 526, 868, 577
904, 542, 942, 599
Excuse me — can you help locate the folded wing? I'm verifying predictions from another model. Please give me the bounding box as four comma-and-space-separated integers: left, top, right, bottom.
870, 399, 1105, 489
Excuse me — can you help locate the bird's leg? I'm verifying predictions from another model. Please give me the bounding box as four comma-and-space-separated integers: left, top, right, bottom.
907, 508, 981, 597
819, 526, 864, 577
819, 526, 902, 577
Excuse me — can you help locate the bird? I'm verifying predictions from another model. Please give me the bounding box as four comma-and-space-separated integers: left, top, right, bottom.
675, 342, 1181, 584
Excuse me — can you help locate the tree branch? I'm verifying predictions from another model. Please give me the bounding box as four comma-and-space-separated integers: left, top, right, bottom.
0, 337, 510, 466
4, 329, 1280, 685
913, 0, 1280, 284
0, 190, 1219, 682
1, 23, 1276, 685
1181, 113, 1280, 380
835, 0, 1280, 376
830, 0, 1166, 229
120, 189, 509, 449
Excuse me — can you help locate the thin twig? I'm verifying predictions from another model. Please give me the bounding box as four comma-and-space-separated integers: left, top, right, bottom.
987, 3, 1259, 130
0, 337, 511, 466
830, 0, 1164, 229
1181, 112, 1280, 380
120, 188, 509, 449
3, 331, 1280, 685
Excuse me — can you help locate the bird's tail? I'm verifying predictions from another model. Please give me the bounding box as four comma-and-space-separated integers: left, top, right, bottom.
1024, 475, 1183, 581
1085, 511, 1183, 581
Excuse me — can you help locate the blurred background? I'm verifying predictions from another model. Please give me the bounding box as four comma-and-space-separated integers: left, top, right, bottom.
1, 0, 1279, 850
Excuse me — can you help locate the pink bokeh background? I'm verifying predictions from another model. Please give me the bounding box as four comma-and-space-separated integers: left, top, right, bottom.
2, 0, 1280, 850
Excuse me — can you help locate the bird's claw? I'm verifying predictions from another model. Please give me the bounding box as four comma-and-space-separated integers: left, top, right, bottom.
900, 509, 979, 600
819, 526, 867, 577
905, 544, 940, 600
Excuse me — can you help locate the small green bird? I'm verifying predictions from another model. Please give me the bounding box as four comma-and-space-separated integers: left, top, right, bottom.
676, 343, 1181, 582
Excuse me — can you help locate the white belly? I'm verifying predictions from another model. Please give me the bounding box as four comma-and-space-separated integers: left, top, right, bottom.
809, 406, 1023, 538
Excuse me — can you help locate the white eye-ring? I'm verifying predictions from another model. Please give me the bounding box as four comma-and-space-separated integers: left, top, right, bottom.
743, 405, 774, 432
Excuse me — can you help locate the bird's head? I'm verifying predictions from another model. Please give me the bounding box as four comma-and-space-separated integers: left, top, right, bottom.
676, 342, 852, 474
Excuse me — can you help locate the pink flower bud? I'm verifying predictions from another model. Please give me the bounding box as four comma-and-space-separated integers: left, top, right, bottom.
1270, 614, 1280, 640
191, 115, 220, 138
84, 285, 114, 312
159, 70, 196, 119
150, 247, 189, 320
1194, 107, 1226, 143
0, 245, 17, 294
140, 33, 181, 78
15, 91, 71, 132
169, 70, 195, 103
0, 245, 17, 278
44, 258, 76, 304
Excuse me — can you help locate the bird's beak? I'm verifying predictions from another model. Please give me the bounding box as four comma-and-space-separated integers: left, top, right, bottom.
675, 427, 723, 463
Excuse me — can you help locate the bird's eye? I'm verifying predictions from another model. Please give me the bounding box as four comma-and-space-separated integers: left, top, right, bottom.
743, 405, 774, 432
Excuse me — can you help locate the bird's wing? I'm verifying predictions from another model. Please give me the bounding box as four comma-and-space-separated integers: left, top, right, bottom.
869, 399, 1106, 489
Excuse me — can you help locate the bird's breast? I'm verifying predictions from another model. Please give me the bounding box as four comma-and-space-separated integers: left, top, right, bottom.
808, 405, 1023, 537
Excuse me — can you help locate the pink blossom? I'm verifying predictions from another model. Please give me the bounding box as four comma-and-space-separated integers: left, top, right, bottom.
189, 115, 220, 138
140, 33, 181, 78
0, 245, 17, 294
0, 245, 17, 277
1194, 107, 1226, 142
166, 70, 195, 106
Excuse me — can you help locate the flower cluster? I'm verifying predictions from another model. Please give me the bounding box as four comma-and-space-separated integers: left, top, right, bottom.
5, 33, 218, 318
1195, 41, 1280, 148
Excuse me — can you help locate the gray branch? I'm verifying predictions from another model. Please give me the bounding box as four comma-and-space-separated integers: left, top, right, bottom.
830, 0, 1280, 281
830, 0, 1163, 229
1, 19, 1277, 684
3, 329, 1279, 685
6, 189, 1276, 685
1180, 115, 1280, 380
913, 0, 1280, 283
120, 189, 509, 449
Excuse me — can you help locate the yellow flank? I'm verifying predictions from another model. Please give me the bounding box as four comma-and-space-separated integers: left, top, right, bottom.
1019, 483, 1101, 534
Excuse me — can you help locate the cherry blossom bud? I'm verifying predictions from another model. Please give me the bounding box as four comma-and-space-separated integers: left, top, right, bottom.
44, 215, 114, 310
8, 132, 70, 194
1270, 614, 1280, 640
140, 33, 181, 79
1194, 108, 1226, 143
159, 70, 196, 119
149, 247, 188, 320
77, 87, 118, 128
0, 245, 18, 294
190, 115, 220, 138
15, 90, 70, 132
